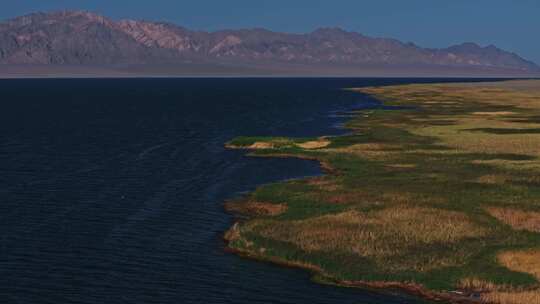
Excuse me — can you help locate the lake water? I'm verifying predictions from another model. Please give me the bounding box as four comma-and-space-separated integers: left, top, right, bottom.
0, 78, 498, 304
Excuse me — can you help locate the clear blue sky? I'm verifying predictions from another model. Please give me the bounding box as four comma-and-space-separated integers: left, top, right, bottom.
3, 0, 539, 64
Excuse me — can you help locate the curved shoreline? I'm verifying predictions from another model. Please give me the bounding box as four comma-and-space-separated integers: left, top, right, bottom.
223, 80, 540, 304
222, 152, 480, 304
223, 228, 480, 304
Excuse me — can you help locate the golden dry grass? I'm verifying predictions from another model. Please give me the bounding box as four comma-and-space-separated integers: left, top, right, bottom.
296, 139, 331, 149
472, 159, 540, 171
248, 142, 275, 149
253, 206, 486, 271
224, 222, 241, 242
472, 112, 517, 116
482, 290, 540, 304
458, 277, 540, 304
458, 277, 509, 292
447, 133, 540, 156
487, 208, 540, 233
244, 202, 288, 216
475, 250, 540, 303
386, 163, 417, 169
499, 250, 540, 280
232, 137, 333, 150
306, 178, 342, 192
476, 175, 509, 185
326, 143, 399, 160
413, 117, 540, 157
226, 201, 288, 217
473, 80, 540, 98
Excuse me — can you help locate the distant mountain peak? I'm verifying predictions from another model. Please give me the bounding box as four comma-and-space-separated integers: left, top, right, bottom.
458, 42, 481, 47
312, 27, 349, 34
447, 42, 487, 52
0, 10, 537, 73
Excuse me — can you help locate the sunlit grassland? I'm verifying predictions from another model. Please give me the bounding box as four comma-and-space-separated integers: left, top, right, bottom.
225, 80, 540, 303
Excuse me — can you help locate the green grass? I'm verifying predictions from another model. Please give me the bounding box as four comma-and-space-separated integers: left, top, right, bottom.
224, 80, 540, 304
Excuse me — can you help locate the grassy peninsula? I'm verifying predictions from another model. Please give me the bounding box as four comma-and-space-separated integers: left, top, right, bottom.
225, 80, 540, 304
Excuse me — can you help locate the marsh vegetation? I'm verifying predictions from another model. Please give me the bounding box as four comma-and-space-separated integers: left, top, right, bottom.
225, 80, 540, 303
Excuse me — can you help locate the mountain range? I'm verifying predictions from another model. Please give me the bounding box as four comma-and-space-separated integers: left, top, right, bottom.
0, 11, 538, 77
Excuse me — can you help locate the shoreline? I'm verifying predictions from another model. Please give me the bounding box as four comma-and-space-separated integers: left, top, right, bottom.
224, 203, 482, 304
223, 79, 540, 304
222, 151, 480, 304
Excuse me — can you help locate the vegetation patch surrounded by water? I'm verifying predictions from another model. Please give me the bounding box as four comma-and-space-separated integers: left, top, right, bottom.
225, 80, 540, 304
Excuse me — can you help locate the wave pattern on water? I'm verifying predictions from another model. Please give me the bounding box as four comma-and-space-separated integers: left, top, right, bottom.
0, 78, 498, 304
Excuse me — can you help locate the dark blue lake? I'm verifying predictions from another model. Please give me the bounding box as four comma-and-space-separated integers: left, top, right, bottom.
0, 78, 500, 304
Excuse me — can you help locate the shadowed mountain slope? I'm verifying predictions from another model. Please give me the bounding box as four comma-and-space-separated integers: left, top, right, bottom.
0, 11, 538, 75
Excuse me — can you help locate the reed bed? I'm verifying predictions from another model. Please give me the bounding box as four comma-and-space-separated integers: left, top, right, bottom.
226, 80, 540, 303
